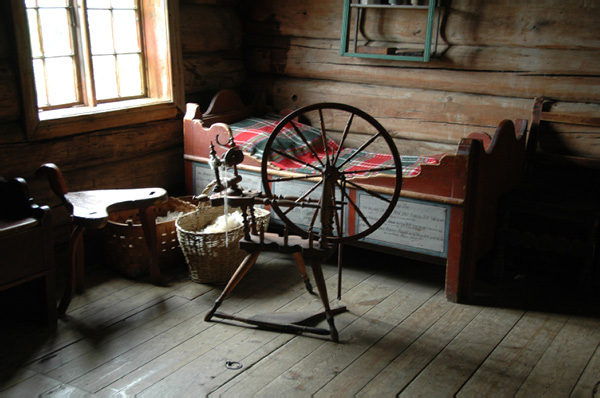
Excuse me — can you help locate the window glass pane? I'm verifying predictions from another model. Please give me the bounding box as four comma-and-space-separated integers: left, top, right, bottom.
88, 10, 114, 55
37, 0, 68, 6
111, 0, 136, 9
26, 0, 157, 115
38, 8, 72, 56
113, 10, 139, 53
117, 53, 143, 97
93, 55, 118, 100
27, 9, 43, 58
45, 57, 77, 105
32, 58, 49, 107
87, 0, 111, 8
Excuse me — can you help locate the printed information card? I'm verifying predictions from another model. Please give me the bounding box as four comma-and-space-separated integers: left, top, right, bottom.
357, 192, 448, 256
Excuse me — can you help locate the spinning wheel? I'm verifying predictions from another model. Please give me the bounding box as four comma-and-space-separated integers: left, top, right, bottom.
261, 103, 402, 245
203, 103, 402, 342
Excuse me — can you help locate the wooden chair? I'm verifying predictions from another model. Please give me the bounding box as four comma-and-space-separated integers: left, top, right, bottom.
36, 163, 168, 315
0, 177, 56, 328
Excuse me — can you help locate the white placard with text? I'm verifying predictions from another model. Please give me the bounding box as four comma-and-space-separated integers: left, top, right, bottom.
356, 192, 449, 257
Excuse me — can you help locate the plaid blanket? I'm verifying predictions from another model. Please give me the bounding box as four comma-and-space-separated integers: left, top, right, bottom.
229, 116, 439, 178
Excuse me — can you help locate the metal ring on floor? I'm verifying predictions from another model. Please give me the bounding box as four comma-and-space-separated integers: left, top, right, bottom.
225, 360, 243, 370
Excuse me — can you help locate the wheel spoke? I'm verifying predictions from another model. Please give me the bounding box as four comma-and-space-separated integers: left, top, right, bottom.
288, 120, 327, 169
269, 147, 323, 173
318, 108, 332, 167
308, 197, 321, 232
344, 179, 393, 204
333, 112, 355, 165
282, 180, 323, 216
336, 133, 383, 170
335, 180, 373, 229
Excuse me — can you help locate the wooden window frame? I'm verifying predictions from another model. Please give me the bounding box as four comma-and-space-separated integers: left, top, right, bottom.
11, 0, 184, 140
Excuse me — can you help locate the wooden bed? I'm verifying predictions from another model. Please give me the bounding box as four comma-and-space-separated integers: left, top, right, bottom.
183, 90, 528, 303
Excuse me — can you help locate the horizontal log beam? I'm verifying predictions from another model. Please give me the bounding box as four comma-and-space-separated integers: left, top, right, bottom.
180, 3, 242, 53
184, 52, 246, 94
0, 119, 183, 180
244, 37, 600, 102
246, 76, 530, 143
245, 2, 600, 49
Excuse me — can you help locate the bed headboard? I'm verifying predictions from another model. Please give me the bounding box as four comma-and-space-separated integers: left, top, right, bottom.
184, 90, 267, 127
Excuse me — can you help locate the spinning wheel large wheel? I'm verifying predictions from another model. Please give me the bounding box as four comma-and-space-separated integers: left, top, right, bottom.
261, 103, 402, 244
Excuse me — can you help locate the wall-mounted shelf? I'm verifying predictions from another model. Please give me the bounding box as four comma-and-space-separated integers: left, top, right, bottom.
340, 0, 440, 62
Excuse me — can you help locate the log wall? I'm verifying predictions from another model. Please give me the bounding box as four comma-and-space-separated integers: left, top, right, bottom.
238, 0, 600, 157
1, 0, 599, 249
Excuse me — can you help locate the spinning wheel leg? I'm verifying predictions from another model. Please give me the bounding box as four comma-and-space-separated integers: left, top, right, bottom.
205, 251, 260, 321
309, 257, 339, 343
292, 252, 314, 294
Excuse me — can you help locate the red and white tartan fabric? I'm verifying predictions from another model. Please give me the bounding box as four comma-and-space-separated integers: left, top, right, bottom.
229, 115, 439, 178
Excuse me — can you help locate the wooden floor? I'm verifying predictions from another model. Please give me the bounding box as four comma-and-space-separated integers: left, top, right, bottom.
1, 247, 599, 397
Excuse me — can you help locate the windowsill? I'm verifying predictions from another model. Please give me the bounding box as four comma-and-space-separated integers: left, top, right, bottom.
32, 98, 182, 140
38, 98, 171, 121
13, 0, 185, 141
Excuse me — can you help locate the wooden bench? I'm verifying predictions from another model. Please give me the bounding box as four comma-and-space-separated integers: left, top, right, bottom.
0, 177, 56, 327
495, 97, 600, 294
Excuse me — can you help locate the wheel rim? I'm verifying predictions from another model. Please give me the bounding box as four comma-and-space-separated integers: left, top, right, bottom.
260, 103, 402, 244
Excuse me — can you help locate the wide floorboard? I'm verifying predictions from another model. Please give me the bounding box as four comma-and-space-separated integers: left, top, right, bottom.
1, 247, 599, 397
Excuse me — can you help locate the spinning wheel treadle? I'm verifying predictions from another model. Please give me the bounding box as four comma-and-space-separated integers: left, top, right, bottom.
203, 103, 402, 342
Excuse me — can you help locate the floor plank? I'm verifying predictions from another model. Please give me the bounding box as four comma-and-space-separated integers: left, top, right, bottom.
1, 248, 599, 398
97, 255, 345, 396
0, 373, 62, 398
138, 259, 370, 397
262, 285, 439, 396
571, 343, 600, 398
0, 368, 37, 392
79, 264, 299, 394
26, 295, 191, 375
356, 300, 484, 395
457, 311, 568, 397
45, 294, 208, 388
316, 287, 448, 397
398, 306, 524, 397
0, 271, 191, 373
515, 315, 600, 397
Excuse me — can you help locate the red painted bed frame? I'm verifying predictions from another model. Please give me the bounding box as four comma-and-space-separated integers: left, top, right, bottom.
182, 90, 528, 303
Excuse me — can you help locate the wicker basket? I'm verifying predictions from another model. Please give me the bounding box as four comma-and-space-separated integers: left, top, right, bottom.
176, 205, 270, 284
103, 197, 197, 278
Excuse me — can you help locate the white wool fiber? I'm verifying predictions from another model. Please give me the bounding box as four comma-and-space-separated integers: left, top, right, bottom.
156, 211, 181, 223
201, 211, 244, 233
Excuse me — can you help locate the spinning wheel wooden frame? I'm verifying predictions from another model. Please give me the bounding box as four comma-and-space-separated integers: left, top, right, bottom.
203, 103, 402, 342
